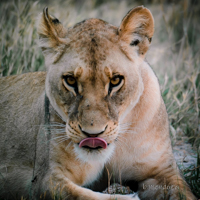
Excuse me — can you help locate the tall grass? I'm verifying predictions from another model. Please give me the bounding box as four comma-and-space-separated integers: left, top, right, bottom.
0, 1, 44, 75
0, 0, 199, 198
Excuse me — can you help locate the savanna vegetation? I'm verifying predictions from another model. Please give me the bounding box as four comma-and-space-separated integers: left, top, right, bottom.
0, 0, 199, 198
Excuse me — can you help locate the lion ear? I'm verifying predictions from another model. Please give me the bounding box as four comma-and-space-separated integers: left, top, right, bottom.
118, 6, 154, 57
37, 7, 68, 63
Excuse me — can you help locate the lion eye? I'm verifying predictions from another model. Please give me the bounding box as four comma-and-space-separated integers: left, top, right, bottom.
62, 75, 78, 95
110, 76, 121, 86
64, 76, 76, 86
110, 75, 123, 87
109, 75, 124, 95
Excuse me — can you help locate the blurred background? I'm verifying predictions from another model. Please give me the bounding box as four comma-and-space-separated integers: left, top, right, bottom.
0, 0, 199, 197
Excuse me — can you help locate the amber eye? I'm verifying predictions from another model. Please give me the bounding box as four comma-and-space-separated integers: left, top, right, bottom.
110, 76, 121, 86
109, 75, 124, 95
62, 75, 78, 95
110, 75, 123, 87
64, 76, 76, 86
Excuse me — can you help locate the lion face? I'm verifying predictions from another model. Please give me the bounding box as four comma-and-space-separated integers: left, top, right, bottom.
38, 7, 154, 162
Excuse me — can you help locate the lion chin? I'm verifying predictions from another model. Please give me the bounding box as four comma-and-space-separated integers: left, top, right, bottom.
73, 142, 116, 164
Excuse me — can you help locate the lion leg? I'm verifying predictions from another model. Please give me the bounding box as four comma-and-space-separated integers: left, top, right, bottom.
37, 173, 139, 200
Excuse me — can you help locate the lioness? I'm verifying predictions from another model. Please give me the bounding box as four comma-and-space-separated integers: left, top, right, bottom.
0, 6, 196, 200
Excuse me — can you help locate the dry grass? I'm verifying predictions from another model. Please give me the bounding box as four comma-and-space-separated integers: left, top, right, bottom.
0, 0, 199, 198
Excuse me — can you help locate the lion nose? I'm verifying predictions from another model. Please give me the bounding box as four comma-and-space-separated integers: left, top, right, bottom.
78, 125, 107, 137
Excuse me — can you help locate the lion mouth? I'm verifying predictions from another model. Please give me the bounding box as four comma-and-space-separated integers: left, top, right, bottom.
79, 137, 107, 149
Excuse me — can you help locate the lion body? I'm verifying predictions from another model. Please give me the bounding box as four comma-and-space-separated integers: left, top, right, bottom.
0, 72, 45, 198
0, 6, 196, 200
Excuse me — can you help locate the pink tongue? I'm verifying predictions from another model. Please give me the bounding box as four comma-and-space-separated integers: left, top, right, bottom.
79, 137, 107, 149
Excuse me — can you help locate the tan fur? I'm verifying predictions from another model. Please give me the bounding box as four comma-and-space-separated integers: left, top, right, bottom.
0, 6, 196, 200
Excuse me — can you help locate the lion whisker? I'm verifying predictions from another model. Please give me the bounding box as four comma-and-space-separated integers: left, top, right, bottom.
43, 125, 66, 129
50, 129, 66, 133
115, 137, 131, 150
118, 126, 132, 130
65, 141, 73, 151
118, 128, 131, 132
49, 122, 66, 126
119, 122, 134, 126
118, 131, 137, 134
55, 137, 69, 145
50, 129, 65, 133
117, 134, 128, 141
51, 109, 66, 123
121, 130, 138, 134
49, 135, 68, 142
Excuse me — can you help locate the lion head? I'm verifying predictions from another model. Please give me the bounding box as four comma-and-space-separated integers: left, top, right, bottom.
37, 6, 154, 163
